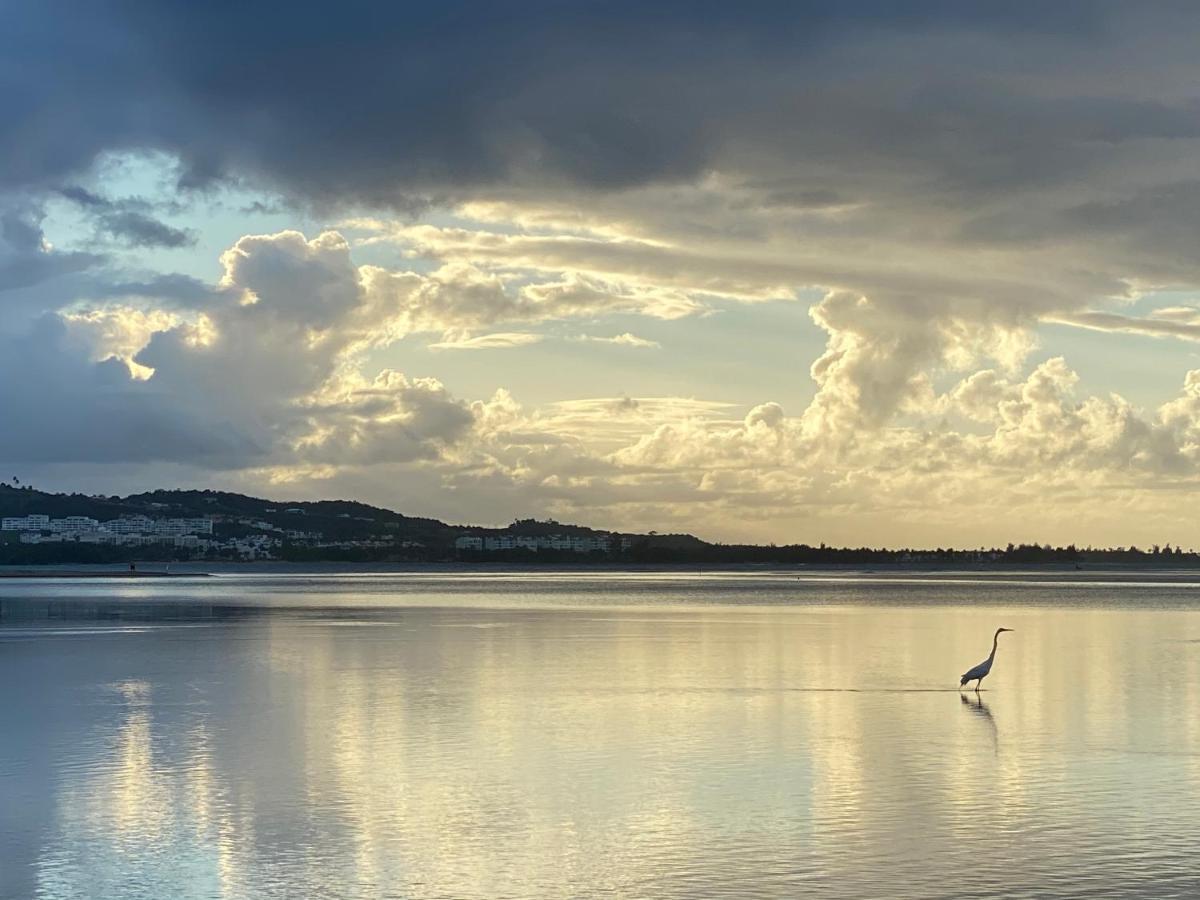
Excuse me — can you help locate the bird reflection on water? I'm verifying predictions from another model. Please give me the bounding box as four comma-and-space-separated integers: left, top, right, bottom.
959, 691, 993, 719
960, 691, 999, 756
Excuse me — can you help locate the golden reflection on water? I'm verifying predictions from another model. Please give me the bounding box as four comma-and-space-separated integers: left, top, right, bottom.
5, 587, 1200, 898
101, 681, 164, 837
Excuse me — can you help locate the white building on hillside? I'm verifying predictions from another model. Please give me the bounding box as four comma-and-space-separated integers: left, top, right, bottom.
457, 532, 614, 553
2, 513, 215, 540
50, 516, 100, 534
106, 516, 155, 534
2, 514, 50, 532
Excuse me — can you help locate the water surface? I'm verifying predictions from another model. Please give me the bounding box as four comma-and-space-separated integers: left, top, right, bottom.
2, 570, 1199, 898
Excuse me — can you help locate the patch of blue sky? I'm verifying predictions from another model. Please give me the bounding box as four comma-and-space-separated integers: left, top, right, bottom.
1036, 320, 1200, 411
38, 151, 309, 283
1123, 289, 1200, 317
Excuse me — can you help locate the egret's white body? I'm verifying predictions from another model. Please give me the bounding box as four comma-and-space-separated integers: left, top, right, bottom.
959, 627, 1013, 691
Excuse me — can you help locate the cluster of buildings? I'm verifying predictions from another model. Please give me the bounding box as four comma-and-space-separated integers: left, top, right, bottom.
2, 509, 634, 560
228, 516, 424, 553
894, 549, 1005, 562
221, 533, 279, 559
454, 532, 629, 554
1, 514, 214, 548
0, 512, 293, 559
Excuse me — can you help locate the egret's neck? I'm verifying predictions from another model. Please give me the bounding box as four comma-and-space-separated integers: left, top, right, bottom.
989, 633, 1001, 659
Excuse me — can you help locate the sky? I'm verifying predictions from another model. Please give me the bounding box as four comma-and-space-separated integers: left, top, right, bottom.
6, 2, 1200, 547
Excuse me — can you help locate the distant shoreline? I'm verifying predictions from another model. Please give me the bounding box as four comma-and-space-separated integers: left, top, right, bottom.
0, 570, 209, 579
5, 560, 1200, 577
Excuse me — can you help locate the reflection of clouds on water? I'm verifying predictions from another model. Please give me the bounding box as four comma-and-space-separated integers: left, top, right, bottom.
26, 672, 248, 898
0, 627, 158, 640
7, 596, 1200, 898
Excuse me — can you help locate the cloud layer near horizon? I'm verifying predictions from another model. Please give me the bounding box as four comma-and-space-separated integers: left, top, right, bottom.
6, 4, 1200, 545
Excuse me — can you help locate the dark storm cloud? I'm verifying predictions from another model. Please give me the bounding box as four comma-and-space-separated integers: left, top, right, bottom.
0, 1, 1175, 208
99, 273, 218, 306
0, 315, 266, 466
0, 201, 102, 293
58, 187, 196, 248
95, 209, 194, 248
1, 203, 46, 252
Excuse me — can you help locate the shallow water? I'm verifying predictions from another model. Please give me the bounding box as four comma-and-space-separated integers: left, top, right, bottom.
2, 570, 1200, 898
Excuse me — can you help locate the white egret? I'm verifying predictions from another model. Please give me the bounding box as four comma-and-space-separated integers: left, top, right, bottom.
959, 627, 1013, 691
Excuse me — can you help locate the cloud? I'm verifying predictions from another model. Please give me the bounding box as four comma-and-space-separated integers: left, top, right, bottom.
0, 314, 260, 465
0, 199, 101, 294
0, 230, 479, 468
574, 333, 661, 349
94, 273, 219, 307
429, 332, 544, 351
370, 222, 796, 304
59, 305, 192, 378
4, 3, 1189, 205
430, 330, 662, 351
294, 371, 475, 465
59, 186, 196, 248
1050, 310, 1200, 343
96, 209, 195, 249
0, 227, 747, 475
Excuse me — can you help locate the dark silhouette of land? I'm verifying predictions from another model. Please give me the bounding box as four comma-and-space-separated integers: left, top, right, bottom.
1, 483, 1197, 567
0, 569, 204, 578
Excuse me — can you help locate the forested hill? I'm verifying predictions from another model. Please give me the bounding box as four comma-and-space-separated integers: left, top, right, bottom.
0, 484, 704, 558
0, 484, 449, 541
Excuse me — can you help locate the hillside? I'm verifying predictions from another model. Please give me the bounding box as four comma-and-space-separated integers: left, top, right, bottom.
0, 484, 706, 563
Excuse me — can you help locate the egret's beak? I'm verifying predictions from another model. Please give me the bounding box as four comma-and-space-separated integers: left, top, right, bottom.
1000, 628, 1014, 633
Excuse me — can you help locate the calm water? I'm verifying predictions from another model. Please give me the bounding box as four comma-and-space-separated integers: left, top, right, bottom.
3, 569, 1200, 899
